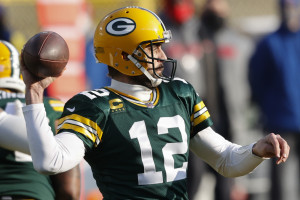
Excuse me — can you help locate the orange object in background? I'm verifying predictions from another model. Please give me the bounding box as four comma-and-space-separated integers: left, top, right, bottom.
37, 0, 85, 27
86, 189, 103, 200
46, 62, 86, 102
37, 0, 87, 102
66, 35, 85, 62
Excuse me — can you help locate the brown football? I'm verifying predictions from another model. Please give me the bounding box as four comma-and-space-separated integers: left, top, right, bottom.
22, 31, 69, 78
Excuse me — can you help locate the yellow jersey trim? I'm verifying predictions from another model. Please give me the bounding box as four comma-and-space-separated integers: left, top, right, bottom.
49, 100, 64, 112
105, 87, 160, 108
192, 101, 210, 126
57, 114, 103, 144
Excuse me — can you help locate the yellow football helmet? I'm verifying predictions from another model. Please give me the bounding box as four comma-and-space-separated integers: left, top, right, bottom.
0, 40, 25, 92
94, 6, 177, 86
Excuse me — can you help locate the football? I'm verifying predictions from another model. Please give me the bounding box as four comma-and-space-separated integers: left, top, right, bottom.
22, 31, 69, 78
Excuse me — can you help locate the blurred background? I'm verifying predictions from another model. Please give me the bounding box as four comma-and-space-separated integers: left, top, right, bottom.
0, 0, 279, 101
0, 0, 289, 200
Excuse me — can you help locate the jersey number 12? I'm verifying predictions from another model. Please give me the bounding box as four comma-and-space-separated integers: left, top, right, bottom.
129, 115, 188, 185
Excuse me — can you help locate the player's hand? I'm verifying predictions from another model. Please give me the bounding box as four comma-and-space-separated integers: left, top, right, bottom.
252, 133, 290, 164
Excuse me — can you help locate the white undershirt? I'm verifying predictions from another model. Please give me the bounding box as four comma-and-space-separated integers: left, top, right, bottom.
109, 79, 152, 101
0, 79, 264, 176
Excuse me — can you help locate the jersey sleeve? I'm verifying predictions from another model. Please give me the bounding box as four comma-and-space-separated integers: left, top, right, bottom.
171, 78, 213, 137
56, 94, 106, 149
190, 92, 213, 137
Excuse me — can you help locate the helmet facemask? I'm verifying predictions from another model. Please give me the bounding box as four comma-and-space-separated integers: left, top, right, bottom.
127, 30, 177, 87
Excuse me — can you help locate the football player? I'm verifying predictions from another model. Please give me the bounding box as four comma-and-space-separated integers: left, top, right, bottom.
0, 40, 80, 200
19, 6, 289, 199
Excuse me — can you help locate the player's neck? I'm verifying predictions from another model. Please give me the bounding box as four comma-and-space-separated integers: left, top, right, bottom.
109, 79, 152, 101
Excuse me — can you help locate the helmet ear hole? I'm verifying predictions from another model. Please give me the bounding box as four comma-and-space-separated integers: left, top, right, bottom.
121, 52, 130, 61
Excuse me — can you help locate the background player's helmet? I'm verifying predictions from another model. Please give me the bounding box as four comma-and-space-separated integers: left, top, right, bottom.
94, 6, 177, 86
0, 40, 25, 92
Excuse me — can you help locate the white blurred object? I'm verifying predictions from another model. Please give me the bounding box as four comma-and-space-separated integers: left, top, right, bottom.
234, 15, 280, 36
181, 54, 199, 72
5, 100, 24, 116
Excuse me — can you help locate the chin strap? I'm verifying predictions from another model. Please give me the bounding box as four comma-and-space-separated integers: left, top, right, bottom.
127, 55, 162, 87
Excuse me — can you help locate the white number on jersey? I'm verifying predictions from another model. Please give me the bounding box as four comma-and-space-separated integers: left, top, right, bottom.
129, 115, 188, 185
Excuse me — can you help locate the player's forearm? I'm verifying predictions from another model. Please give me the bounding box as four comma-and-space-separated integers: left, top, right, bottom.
22, 104, 84, 174
23, 103, 58, 174
190, 127, 264, 177
213, 143, 264, 177
25, 85, 44, 105
51, 165, 81, 200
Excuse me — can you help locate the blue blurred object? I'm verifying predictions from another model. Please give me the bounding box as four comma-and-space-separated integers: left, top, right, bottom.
280, 0, 300, 6
85, 38, 111, 89
0, 5, 10, 41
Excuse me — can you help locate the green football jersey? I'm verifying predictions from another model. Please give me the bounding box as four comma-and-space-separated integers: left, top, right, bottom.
58, 79, 213, 200
0, 90, 64, 200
